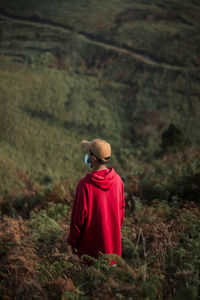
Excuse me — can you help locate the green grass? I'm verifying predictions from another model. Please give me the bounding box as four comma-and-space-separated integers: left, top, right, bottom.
0, 160, 200, 299
0, 0, 199, 196
0, 58, 128, 194
0, 2, 200, 299
1, 0, 199, 66
0, 60, 199, 196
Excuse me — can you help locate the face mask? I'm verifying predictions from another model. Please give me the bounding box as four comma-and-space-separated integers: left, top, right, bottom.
84, 154, 92, 168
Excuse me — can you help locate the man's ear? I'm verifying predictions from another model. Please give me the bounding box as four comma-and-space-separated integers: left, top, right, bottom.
90, 155, 97, 164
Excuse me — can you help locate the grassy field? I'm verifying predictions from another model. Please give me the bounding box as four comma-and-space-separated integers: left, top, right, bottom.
0, 0, 200, 298
0, 149, 200, 299
0, 55, 199, 196
0, 0, 199, 194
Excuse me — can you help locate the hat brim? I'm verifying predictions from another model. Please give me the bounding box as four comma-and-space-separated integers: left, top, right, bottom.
80, 140, 91, 150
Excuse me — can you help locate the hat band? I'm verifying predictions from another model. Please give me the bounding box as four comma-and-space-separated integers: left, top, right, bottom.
90, 151, 110, 162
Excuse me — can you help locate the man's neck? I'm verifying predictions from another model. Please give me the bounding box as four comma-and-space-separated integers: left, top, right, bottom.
92, 164, 107, 171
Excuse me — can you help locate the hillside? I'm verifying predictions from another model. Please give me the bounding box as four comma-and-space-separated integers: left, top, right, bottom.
0, 1, 200, 299
0, 0, 200, 194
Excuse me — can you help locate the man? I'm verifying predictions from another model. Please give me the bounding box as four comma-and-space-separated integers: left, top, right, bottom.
67, 138, 125, 265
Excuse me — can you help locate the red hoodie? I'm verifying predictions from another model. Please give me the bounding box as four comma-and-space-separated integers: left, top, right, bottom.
67, 168, 125, 262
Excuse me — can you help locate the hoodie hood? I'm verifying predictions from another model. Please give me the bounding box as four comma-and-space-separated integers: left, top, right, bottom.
86, 168, 116, 191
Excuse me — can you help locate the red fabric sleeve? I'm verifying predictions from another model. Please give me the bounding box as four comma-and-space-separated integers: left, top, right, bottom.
67, 181, 88, 247
121, 183, 125, 227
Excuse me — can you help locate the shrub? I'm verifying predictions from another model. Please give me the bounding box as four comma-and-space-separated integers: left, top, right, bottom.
30, 211, 62, 243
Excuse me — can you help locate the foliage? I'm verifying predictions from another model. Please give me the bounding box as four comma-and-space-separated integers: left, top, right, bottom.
0, 0, 200, 195
166, 209, 200, 294
30, 211, 62, 242
0, 0, 200, 298
47, 203, 70, 223
1, 168, 200, 299
160, 123, 191, 152
126, 148, 200, 206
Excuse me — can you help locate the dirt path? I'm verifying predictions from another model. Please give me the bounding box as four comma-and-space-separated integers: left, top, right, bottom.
0, 12, 199, 71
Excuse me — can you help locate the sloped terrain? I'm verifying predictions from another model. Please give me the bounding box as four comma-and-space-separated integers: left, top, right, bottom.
0, 1, 200, 298
0, 0, 199, 193
0, 150, 200, 299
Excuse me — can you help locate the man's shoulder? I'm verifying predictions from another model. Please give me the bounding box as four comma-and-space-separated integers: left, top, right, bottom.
76, 174, 90, 188
113, 169, 124, 185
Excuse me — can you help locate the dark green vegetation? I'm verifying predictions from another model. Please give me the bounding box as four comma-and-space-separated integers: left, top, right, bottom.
0, 0, 200, 299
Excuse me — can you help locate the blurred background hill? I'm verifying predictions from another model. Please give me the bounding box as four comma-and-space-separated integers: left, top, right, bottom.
0, 0, 199, 195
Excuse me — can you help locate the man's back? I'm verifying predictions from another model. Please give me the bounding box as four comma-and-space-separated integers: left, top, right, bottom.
67, 168, 125, 260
